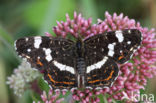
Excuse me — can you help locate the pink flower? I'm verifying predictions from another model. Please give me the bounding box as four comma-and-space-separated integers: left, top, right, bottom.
47, 12, 156, 103
34, 89, 65, 103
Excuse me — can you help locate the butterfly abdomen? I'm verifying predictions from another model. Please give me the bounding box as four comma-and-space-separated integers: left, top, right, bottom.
76, 58, 86, 75
76, 57, 86, 88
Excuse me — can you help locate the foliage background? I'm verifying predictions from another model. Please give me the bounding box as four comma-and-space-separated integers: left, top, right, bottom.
0, 0, 156, 103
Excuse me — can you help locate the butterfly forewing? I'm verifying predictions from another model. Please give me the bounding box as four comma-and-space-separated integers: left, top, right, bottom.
15, 36, 74, 68
15, 36, 78, 89
84, 29, 142, 64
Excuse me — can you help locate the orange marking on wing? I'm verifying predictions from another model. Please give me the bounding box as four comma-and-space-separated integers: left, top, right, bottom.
118, 53, 124, 60
88, 70, 114, 83
47, 74, 74, 85
104, 70, 114, 81
118, 55, 124, 60
48, 74, 55, 83
37, 59, 43, 66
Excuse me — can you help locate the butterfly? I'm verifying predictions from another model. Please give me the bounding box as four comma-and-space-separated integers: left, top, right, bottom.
14, 29, 142, 90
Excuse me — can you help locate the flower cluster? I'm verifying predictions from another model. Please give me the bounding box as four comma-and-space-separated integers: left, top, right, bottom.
6, 60, 41, 97
33, 89, 65, 103
72, 89, 101, 103
7, 11, 156, 103
52, 12, 156, 102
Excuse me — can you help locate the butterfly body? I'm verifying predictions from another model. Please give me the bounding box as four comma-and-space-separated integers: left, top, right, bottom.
15, 29, 142, 90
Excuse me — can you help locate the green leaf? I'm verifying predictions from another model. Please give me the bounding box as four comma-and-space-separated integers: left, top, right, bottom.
103, 95, 108, 103
0, 25, 13, 44
38, 77, 50, 92
24, 0, 75, 35
98, 94, 105, 103
0, 25, 20, 64
31, 90, 42, 102
80, 0, 98, 23
24, 0, 51, 30
17, 90, 33, 103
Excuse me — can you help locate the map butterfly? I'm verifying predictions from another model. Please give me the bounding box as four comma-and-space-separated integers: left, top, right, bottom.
14, 29, 142, 90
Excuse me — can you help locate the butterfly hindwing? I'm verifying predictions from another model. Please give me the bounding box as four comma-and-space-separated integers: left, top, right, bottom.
86, 56, 119, 88
44, 64, 77, 90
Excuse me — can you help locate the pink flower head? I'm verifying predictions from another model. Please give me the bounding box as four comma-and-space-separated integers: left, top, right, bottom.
34, 89, 65, 103
46, 12, 156, 103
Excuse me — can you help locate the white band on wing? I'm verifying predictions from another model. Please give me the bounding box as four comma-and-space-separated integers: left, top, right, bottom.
34, 36, 42, 48
115, 30, 124, 42
53, 60, 75, 74
86, 56, 108, 73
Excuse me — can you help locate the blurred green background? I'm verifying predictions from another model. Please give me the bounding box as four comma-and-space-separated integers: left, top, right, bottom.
0, 0, 156, 103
